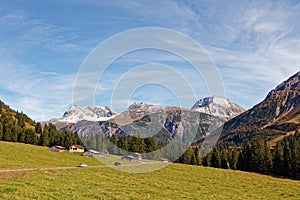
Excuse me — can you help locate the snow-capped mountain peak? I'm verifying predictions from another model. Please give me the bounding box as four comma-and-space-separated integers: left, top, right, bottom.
60, 105, 118, 123
191, 96, 245, 121
45, 105, 119, 131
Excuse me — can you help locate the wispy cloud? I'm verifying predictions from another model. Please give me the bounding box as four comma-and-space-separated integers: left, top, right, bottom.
1, 1, 300, 120
0, 10, 79, 52
0, 54, 76, 121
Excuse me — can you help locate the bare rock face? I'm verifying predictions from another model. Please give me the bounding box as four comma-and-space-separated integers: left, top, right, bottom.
264, 71, 300, 118
191, 96, 245, 121
76, 102, 225, 145
220, 71, 300, 143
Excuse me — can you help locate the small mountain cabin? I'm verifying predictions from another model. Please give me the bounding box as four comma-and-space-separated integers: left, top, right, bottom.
69, 144, 85, 153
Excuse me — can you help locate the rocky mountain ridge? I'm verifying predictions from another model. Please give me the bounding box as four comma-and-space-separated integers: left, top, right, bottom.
191, 96, 245, 121
219, 71, 300, 143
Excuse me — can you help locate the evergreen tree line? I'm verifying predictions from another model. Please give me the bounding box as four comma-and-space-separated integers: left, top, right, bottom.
177, 130, 300, 180
0, 109, 38, 144
39, 123, 81, 148
0, 111, 80, 148
81, 130, 300, 180
81, 133, 163, 159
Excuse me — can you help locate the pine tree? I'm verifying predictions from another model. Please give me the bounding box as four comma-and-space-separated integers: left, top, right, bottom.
182, 147, 194, 164
263, 141, 273, 174
25, 128, 37, 144
291, 138, 300, 179
273, 142, 284, 176
249, 137, 266, 173
220, 149, 229, 169
11, 125, 18, 142
63, 131, 74, 149
211, 147, 221, 168
228, 150, 239, 170
35, 122, 42, 134
18, 129, 26, 143
40, 126, 49, 146
194, 146, 202, 166
145, 137, 158, 153
3, 123, 13, 141
109, 135, 118, 155
16, 112, 25, 128
202, 155, 210, 166
237, 140, 251, 171
283, 140, 293, 177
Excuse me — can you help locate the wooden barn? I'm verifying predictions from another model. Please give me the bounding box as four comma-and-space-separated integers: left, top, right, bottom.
49, 145, 66, 152
82, 150, 100, 157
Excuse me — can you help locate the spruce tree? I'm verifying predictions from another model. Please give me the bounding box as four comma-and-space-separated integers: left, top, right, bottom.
211, 147, 221, 168
11, 125, 18, 142
220, 149, 229, 169
25, 128, 37, 144
182, 147, 194, 164
35, 122, 42, 134
228, 150, 239, 170
291, 138, 300, 179
194, 146, 202, 166
40, 126, 49, 146
202, 155, 210, 167
16, 112, 25, 128
63, 131, 74, 149
3, 123, 13, 141
238, 140, 251, 171
263, 141, 273, 174
273, 142, 284, 176
109, 135, 118, 155
283, 140, 293, 177
249, 137, 265, 173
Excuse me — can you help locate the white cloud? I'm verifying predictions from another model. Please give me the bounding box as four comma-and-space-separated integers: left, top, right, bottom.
1, 0, 300, 120
0, 55, 76, 121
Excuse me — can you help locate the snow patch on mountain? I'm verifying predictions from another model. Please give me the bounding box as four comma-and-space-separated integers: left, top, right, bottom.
191, 96, 245, 121
50, 105, 119, 124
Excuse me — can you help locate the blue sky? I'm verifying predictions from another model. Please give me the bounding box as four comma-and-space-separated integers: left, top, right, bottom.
0, 0, 300, 121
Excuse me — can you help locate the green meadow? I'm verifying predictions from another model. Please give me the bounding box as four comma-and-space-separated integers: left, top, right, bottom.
1, 141, 299, 199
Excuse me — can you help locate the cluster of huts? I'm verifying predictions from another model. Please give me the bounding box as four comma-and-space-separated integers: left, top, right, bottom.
49, 145, 170, 163
49, 144, 108, 157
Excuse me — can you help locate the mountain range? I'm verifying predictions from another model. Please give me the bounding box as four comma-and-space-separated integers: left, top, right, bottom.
43, 71, 300, 145
2, 71, 299, 147
46, 96, 244, 131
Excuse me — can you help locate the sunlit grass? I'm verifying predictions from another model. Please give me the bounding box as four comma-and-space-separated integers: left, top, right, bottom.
0, 141, 300, 199
0, 141, 101, 169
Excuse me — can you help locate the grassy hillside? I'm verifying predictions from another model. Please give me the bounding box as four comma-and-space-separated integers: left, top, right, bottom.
0, 100, 35, 130
1, 141, 300, 199
0, 141, 101, 169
